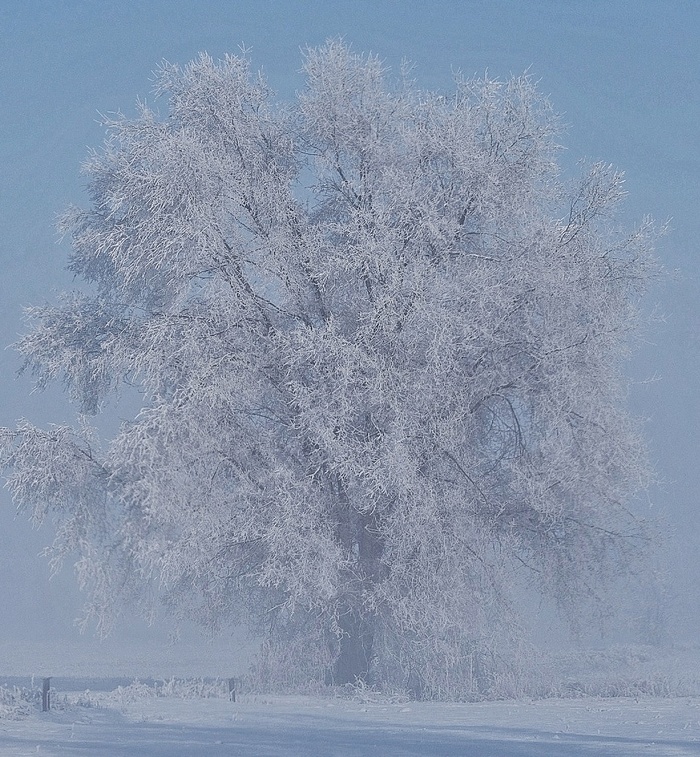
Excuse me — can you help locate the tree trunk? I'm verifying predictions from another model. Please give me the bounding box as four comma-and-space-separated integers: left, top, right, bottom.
331, 511, 384, 685
333, 605, 375, 685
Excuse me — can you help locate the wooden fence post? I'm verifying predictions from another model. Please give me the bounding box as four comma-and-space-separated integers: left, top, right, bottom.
228, 677, 236, 702
42, 677, 51, 712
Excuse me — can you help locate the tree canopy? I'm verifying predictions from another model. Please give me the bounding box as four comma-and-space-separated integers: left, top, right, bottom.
0, 41, 656, 698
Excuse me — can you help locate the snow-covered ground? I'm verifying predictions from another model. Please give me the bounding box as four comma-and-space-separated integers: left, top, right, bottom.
3, 640, 700, 754
2, 690, 700, 756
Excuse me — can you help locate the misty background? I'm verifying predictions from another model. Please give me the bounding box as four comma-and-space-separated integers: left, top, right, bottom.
0, 0, 697, 670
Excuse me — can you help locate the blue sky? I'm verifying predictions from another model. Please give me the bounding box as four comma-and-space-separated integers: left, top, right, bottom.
1, 0, 698, 650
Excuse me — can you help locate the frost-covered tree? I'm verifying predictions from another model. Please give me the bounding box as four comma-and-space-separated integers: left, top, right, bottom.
0, 41, 656, 697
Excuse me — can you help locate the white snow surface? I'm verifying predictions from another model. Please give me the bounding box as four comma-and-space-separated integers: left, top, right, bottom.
2, 692, 700, 756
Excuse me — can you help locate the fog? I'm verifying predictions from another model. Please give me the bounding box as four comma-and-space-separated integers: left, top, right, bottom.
0, 0, 698, 671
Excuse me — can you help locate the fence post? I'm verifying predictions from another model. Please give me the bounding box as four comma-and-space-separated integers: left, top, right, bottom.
228, 677, 236, 702
42, 677, 51, 712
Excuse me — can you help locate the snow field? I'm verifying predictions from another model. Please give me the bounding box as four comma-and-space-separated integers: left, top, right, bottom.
3, 691, 700, 755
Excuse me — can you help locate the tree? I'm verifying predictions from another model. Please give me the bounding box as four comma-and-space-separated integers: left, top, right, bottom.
0, 41, 656, 697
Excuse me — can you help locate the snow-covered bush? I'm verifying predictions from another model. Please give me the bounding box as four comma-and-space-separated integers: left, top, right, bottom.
0, 686, 37, 720
109, 678, 229, 705
157, 677, 229, 699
